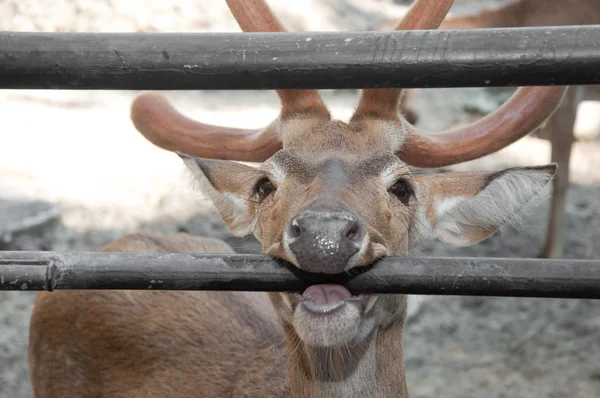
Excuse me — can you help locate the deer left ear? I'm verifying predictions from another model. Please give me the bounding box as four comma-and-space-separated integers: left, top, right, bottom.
178, 153, 260, 237
415, 165, 557, 246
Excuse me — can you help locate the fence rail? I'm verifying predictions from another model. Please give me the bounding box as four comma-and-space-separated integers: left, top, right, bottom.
1, 25, 600, 90
2, 26, 599, 298
1, 251, 599, 299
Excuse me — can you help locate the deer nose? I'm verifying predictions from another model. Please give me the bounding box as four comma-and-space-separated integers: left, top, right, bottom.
286, 211, 366, 274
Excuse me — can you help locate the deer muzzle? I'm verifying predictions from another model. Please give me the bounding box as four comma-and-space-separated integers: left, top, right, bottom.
285, 207, 366, 274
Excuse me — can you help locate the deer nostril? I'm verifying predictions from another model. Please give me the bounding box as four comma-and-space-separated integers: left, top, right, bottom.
345, 222, 362, 241
289, 218, 302, 239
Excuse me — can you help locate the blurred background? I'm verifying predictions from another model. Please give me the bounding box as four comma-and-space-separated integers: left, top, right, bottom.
1, 0, 599, 397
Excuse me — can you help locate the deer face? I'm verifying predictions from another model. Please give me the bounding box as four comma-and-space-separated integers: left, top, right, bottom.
178, 115, 556, 348
130, 0, 565, 353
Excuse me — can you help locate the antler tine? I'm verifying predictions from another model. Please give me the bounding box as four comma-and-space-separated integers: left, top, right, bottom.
352, 0, 455, 121
399, 86, 568, 167
392, 0, 455, 31
225, 0, 329, 116
131, 0, 330, 162
131, 93, 281, 162
225, 0, 285, 32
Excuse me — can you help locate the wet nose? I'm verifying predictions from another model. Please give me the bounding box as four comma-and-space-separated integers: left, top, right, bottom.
286, 211, 366, 274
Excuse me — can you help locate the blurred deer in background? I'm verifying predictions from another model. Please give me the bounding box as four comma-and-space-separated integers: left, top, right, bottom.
391, 0, 600, 259
28, 0, 565, 396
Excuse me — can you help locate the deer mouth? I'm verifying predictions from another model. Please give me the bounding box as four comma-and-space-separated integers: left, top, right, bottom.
288, 284, 376, 316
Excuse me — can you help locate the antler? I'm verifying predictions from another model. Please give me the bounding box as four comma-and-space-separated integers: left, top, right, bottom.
131, 93, 282, 162
399, 86, 567, 167
352, 0, 568, 167
133, 0, 567, 166
131, 0, 329, 161
352, 0, 455, 121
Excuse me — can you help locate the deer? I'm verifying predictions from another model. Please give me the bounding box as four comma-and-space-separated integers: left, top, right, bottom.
27, 0, 567, 397
390, 0, 600, 259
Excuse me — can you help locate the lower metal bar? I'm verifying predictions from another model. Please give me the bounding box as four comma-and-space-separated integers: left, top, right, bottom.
0, 251, 599, 299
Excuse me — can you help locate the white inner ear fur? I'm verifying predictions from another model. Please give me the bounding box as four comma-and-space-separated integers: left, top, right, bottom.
433, 169, 553, 246
181, 157, 257, 237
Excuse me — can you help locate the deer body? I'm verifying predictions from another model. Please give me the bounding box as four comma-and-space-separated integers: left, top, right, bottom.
29, 1, 563, 396
440, 0, 599, 29
29, 235, 290, 397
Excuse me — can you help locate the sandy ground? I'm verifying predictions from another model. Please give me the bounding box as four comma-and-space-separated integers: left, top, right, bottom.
1, 1, 600, 397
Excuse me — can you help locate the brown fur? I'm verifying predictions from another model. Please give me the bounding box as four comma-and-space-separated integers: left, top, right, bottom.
29, 234, 289, 398
440, 0, 599, 29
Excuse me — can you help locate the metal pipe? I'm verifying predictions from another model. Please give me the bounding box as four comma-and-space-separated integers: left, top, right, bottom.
1, 26, 600, 90
1, 251, 599, 299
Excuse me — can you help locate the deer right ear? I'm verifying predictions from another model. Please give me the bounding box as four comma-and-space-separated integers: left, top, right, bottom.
178, 153, 260, 237
414, 165, 557, 247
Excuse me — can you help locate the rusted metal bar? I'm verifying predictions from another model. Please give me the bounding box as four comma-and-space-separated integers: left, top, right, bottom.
1, 251, 599, 299
1, 25, 600, 90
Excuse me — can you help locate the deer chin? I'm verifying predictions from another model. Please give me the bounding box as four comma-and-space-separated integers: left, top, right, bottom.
285, 284, 378, 347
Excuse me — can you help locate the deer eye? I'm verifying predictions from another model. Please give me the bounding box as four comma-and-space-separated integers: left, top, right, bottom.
389, 179, 413, 205
254, 177, 276, 201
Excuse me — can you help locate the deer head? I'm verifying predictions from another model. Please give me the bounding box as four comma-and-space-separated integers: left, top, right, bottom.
130, 0, 564, 395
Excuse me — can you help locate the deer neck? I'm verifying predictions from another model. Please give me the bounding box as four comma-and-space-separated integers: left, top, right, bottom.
282, 319, 408, 398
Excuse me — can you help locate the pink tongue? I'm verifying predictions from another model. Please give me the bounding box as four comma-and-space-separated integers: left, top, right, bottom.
302, 284, 352, 305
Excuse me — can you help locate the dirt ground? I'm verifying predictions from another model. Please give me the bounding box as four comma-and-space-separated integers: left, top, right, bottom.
1, 1, 600, 397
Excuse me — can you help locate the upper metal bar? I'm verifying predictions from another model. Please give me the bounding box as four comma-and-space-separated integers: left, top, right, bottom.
1, 251, 599, 299
1, 25, 599, 90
